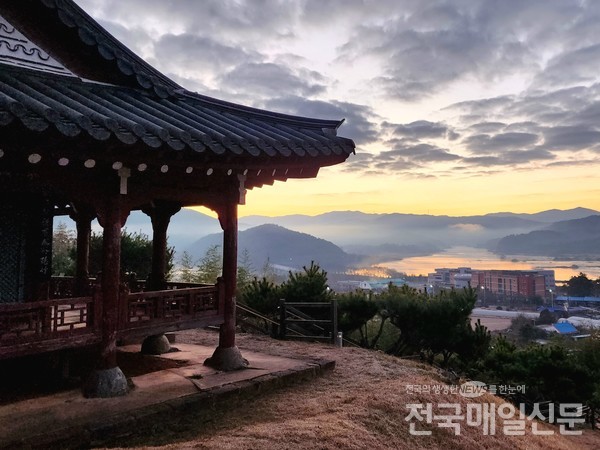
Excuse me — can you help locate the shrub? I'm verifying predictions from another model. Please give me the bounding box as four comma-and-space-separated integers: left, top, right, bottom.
337, 291, 379, 347
240, 277, 280, 317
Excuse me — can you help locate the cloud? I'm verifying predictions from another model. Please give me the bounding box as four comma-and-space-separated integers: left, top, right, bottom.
337, 2, 543, 100
153, 34, 259, 76
467, 122, 507, 134
534, 43, 600, 88
384, 120, 454, 140
72, 0, 600, 179
76, 0, 300, 41
542, 126, 600, 152
263, 96, 379, 146
463, 132, 540, 154
219, 62, 328, 98
381, 143, 461, 163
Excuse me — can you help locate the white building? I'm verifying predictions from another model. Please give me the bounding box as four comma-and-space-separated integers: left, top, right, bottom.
427, 267, 472, 290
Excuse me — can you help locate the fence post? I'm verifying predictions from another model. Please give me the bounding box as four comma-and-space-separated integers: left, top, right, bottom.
331, 298, 338, 345
279, 299, 287, 340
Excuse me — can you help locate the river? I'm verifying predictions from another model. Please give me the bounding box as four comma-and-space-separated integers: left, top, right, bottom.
382, 246, 600, 281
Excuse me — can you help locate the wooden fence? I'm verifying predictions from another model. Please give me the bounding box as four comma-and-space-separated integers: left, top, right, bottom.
277, 300, 338, 344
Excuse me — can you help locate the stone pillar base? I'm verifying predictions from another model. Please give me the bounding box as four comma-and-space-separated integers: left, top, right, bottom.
141, 334, 171, 355
204, 346, 249, 371
83, 366, 129, 398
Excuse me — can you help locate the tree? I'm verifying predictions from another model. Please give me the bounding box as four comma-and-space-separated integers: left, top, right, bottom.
384, 285, 479, 366
566, 272, 594, 297
237, 248, 254, 293
471, 339, 595, 404
196, 245, 222, 284
261, 257, 277, 283
537, 308, 557, 325
240, 277, 280, 317
337, 290, 379, 347
88, 229, 174, 280
454, 319, 491, 370
52, 222, 76, 276
178, 251, 197, 282
280, 261, 332, 303
509, 315, 546, 344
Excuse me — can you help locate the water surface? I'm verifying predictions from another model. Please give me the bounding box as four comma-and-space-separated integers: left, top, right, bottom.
382, 246, 600, 281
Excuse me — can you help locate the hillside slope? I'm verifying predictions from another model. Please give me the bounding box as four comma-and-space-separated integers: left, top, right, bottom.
111, 329, 600, 450
495, 215, 600, 256
186, 224, 357, 271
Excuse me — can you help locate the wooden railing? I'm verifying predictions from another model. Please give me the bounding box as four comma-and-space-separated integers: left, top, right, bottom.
0, 295, 100, 359
49, 276, 208, 298
118, 284, 224, 339
0, 283, 224, 358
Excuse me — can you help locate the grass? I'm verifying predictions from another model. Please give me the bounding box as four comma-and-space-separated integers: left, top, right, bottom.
98, 329, 600, 450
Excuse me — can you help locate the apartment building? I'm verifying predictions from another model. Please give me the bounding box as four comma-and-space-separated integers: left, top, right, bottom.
427, 267, 556, 302
470, 269, 555, 301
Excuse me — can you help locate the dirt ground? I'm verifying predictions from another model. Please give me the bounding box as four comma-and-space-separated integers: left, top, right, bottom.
470, 316, 512, 331
101, 329, 600, 450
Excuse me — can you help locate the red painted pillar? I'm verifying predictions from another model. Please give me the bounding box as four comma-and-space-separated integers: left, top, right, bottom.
83, 194, 129, 397
98, 197, 122, 370
204, 197, 248, 370
220, 199, 238, 349
142, 201, 181, 291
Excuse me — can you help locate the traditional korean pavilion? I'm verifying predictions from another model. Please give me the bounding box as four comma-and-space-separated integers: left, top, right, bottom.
0, 0, 354, 397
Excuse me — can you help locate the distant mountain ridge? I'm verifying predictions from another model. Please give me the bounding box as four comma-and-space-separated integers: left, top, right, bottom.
484, 207, 598, 223
239, 207, 599, 248
81, 207, 600, 265
494, 215, 600, 257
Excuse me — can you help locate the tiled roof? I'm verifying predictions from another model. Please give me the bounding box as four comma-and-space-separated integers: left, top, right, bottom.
0, 0, 355, 167
0, 66, 355, 161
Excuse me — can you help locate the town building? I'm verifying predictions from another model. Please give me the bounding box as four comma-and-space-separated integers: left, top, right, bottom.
426, 266, 556, 302
427, 267, 472, 290
470, 269, 556, 302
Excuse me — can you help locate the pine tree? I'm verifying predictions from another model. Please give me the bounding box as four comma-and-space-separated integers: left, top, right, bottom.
178, 250, 197, 282
261, 257, 277, 283
237, 248, 254, 292
196, 245, 222, 283
280, 261, 332, 303
52, 221, 76, 276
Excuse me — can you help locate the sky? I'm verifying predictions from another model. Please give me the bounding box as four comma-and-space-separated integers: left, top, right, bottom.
74, 0, 600, 217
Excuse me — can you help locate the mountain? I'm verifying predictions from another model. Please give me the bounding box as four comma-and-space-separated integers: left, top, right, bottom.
494, 215, 600, 256
120, 209, 220, 252
186, 224, 357, 271
484, 207, 599, 223
70, 206, 598, 264
240, 211, 545, 248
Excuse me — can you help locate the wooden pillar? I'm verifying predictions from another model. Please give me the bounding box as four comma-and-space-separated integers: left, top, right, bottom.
69, 204, 95, 297
204, 195, 248, 371
98, 196, 122, 369
83, 194, 129, 397
142, 201, 181, 291
220, 199, 238, 348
